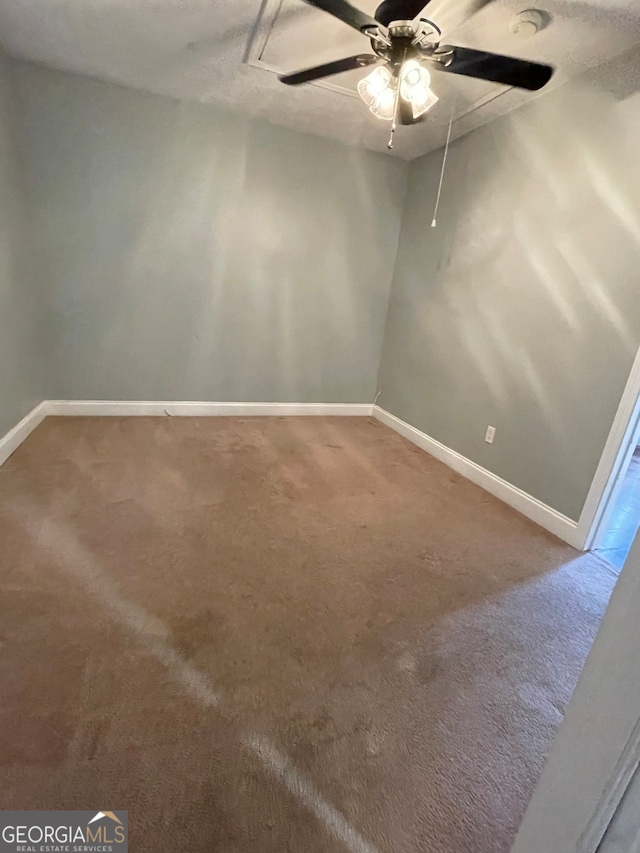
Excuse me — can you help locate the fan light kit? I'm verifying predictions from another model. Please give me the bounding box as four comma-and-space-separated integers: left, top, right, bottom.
279, 0, 554, 148
358, 60, 439, 122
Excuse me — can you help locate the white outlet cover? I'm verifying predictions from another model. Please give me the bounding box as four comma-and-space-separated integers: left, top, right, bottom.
485, 426, 496, 444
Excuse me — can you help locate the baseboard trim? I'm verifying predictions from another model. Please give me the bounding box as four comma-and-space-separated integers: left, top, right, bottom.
45, 401, 374, 417
0, 401, 49, 466
374, 406, 581, 548
0, 401, 374, 468
4, 401, 578, 550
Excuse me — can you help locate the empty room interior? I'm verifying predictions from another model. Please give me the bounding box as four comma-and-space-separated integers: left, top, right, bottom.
1, 0, 640, 851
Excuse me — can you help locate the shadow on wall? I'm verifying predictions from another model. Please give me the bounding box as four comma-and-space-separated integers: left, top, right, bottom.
377, 44, 640, 522
13, 66, 408, 407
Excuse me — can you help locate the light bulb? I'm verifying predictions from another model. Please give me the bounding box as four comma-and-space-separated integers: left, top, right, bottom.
404, 66, 422, 87
400, 59, 439, 119
370, 86, 396, 121
357, 66, 395, 122
358, 66, 391, 105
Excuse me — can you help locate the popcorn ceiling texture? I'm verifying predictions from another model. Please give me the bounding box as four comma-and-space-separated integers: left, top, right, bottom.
0, 0, 639, 158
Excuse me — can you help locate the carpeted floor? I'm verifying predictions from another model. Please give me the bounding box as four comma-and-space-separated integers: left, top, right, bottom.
0, 416, 617, 852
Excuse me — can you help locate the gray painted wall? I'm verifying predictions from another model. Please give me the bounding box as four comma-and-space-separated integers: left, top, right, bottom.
0, 54, 45, 437
6, 51, 640, 525
377, 48, 640, 521
12, 63, 408, 405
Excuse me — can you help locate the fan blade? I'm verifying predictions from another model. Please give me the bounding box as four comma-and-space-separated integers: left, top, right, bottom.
434, 46, 553, 91
400, 0, 431, 18
300, 0, 379, 32
375, 0, 428, 27
279, 54, 378, 85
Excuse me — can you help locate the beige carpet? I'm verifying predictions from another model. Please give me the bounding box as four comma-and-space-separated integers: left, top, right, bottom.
0, 416, 616, 852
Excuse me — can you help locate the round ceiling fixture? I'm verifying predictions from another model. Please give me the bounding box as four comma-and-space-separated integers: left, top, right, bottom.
510, 9, 549, 38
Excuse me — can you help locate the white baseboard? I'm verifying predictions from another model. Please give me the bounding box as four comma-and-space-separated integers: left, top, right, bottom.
0, 400, 373, 468
374, 405, 582, 549
45, 401, 374, 417
0, 401, 49, 466
2, 401, 579, 549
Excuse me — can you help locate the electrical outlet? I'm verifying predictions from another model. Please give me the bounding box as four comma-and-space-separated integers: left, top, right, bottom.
485, 425, 496, 444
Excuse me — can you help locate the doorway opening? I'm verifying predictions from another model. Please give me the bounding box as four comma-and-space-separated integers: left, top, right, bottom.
580, 348, 640, 568
593, 445, 640, 570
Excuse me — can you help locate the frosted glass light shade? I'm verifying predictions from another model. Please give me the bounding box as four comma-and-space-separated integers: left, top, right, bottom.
357, 66, 395, 121
400, 60, 439, 119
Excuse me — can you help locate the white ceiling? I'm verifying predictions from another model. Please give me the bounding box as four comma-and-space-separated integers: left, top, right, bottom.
0, 0, 638, 159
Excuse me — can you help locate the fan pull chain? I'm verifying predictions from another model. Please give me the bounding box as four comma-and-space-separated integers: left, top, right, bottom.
388, 50, 407, 151
387, 83, 402, 150
431, 99, 455, 228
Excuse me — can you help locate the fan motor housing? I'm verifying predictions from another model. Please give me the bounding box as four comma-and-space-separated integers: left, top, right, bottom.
388, 21, 417, 38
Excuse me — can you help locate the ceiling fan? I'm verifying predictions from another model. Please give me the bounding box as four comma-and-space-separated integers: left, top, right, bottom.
278, 0, 554, 138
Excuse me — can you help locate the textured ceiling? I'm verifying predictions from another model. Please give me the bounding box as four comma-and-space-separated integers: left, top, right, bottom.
0, 0, 638, 159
